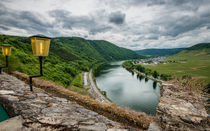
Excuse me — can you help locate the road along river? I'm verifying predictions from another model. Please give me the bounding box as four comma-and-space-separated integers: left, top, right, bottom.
96, 61, 160, 115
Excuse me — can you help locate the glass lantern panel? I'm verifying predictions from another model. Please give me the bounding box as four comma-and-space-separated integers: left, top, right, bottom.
43, 39, 50, 56
31, 37, 36, 55
35, 39, 45, 56
2, 46, 11, 56
30, 37, 51, 56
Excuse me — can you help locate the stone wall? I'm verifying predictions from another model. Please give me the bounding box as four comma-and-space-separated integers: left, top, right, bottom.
156, 82, 210, 130
0, 73, 142, 130
10, 71, 154, 129
0, 72, 155, 130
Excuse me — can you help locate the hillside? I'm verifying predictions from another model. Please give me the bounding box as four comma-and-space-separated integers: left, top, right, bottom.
136, 48, 185, 56
142, 43, 210, 85
0, 35, 144, 87
89, 40, 141, 61
188, 43, 210, 50
51, 37, 144, 62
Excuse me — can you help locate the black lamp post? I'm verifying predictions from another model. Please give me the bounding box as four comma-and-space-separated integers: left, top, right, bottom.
29, 35, 51, 91
0, 44, 11, 74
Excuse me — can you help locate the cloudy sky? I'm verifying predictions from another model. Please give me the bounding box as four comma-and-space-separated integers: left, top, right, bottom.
0, 0, 210, 50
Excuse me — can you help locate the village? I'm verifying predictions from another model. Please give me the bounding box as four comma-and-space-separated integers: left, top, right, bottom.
134, 57, 166, 65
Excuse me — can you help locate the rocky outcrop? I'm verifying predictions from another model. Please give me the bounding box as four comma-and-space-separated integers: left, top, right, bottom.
0, 73, 138, 131
156, 83, 210, 130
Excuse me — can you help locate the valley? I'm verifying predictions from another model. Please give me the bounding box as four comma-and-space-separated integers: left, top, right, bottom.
1, 1, 210, 130
0, 35, 210, 130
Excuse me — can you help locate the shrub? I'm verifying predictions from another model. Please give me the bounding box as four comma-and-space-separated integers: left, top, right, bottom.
71, 73, 83, 88
152, 71, 159, 78
206, 83, 210, 93
135, 65, 145, 73
101, 91, 107, 96
182, 75, 192, 80
160, 74, 172, 81
0, 55, 22, 73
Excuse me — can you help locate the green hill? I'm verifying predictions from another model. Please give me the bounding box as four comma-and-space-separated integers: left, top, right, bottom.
188, 43, 210, 50
0, 35, 144, 87
135, 48, 185, 56
89, 40, 141, 61
142, 43, 210, 85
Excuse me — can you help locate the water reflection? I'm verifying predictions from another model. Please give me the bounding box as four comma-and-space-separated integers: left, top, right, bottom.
96, 61, 160, 115
145, 77, 149, 82
131, 71, 134, 76
153, 81, 157, 89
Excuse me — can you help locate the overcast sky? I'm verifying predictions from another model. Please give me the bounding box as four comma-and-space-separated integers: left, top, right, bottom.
0, 0, 210, 50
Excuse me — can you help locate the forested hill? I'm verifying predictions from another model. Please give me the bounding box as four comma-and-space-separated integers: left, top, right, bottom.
135, 48, 185, 56
0, 35, 144, 86
187, 43, 210, 50
52, 37, 144, 62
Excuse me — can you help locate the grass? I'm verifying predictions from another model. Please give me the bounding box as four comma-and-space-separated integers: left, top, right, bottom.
68, 85, 90, 96
143, 49, 210, 85
71, 73, 83, 88
68, 73, 91, 96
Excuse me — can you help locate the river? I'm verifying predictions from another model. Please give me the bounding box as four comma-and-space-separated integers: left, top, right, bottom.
0, 104, 9, 122
96, 61, 160, 115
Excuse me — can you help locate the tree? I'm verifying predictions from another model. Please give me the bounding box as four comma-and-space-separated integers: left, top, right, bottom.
153, 71, 159, 78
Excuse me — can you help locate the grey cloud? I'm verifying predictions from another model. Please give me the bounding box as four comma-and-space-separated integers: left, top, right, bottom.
129, 43, 139, 47
132, 35, 159, 42
146, 35, 159, 40
49, 9, 112, 35
155, 11, 210, 37
0, 25, 10, 30
127, 2, 210, 39
108, 11, 125, 25
0, 0, 210, 49
0, 2, 53, 35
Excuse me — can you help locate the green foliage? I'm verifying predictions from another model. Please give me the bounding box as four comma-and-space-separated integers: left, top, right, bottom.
153, 71, 159, 78
206, 83, 210, 93
135, 64, 145, 73
182, 75, 192, 80
0, 35, 143, 88
136, 48, 185, 56
160, 74, 172, 81
101, 91, 107, 96
89, 40, 145, 60
188, 43, 210, 50
68, 85, 90, 96
122, 61, 134, 71
71, 73, 83, 88
92, 62, 108, 76
123, 61, 172, 81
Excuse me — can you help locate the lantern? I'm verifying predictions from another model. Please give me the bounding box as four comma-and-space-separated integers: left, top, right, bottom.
2, 44, 11, 56
30, 35, 51, 56
29, 35, 51, 92
0, 44, 11, 74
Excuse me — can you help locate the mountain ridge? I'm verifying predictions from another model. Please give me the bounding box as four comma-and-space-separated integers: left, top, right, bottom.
135, 48, 186, 56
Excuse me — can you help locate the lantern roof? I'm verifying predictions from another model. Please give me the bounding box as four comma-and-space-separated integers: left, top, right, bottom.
2, 44, 11, 47
30, 34, 51, 39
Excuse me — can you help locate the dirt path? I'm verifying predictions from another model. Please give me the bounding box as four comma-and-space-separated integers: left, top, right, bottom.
88, 70, 111, 103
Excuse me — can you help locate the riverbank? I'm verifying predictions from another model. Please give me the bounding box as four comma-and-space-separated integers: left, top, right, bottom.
122, 60, 210, 130
133, 69, 163, 83
87, 69, 111, 103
